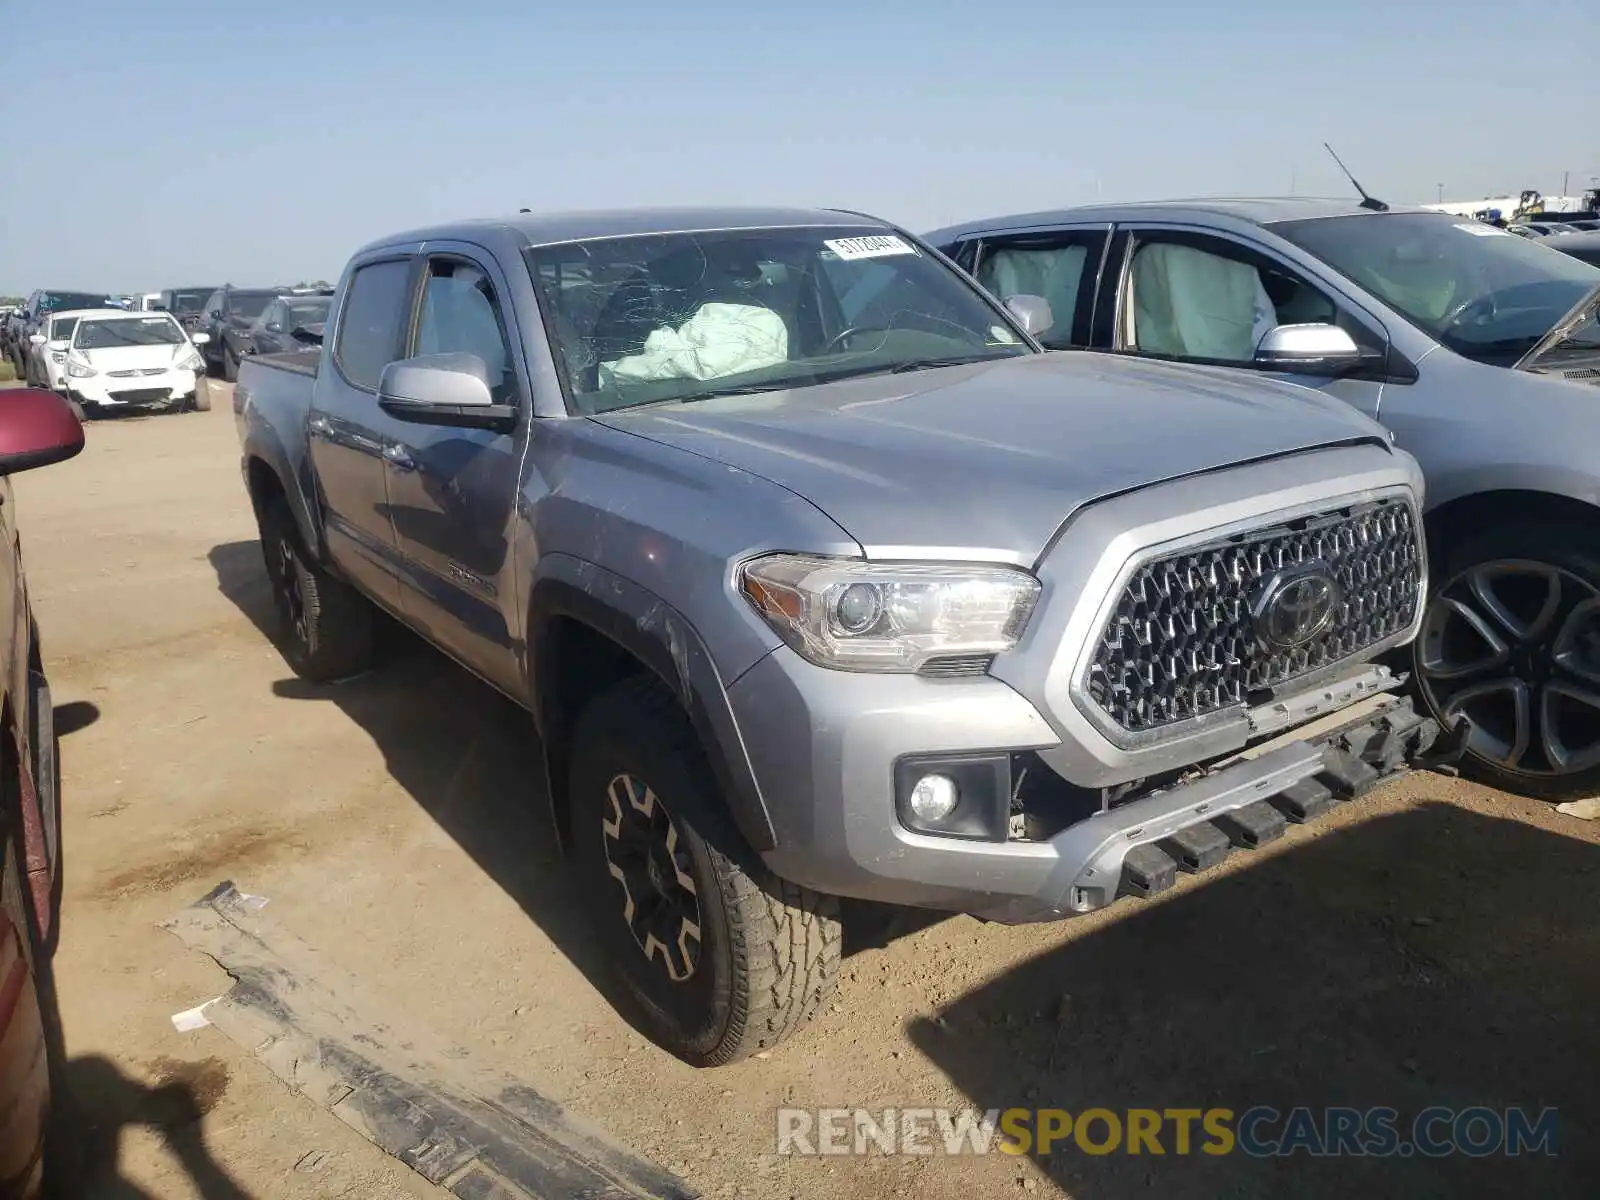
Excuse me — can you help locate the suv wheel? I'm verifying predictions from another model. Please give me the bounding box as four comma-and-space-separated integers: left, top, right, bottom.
1415, 518, 1600, 798
258, 496, 373, 682
222, 342, 240, 383
569, 677, 840, 1065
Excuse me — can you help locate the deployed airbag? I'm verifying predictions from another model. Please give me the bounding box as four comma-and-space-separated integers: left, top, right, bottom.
599, 303, 788, 386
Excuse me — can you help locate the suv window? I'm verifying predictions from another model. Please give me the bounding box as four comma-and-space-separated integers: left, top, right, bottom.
415, 259, 516, 403
1122, 233, 1338, 364
334, 260, 412, 390
973, 231, 1106, 348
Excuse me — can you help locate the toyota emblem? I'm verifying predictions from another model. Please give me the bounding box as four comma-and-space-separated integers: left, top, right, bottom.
1251, 561, 1342, 650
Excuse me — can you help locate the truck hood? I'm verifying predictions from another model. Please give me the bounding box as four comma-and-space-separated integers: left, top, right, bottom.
593, 352, 1389, 561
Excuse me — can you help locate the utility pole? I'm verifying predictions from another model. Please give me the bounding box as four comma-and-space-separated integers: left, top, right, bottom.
1562, 170, 1569, 197
1437, 183, 1444, 203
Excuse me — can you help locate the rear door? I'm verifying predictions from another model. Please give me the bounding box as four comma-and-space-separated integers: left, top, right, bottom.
1098, 224, 1392, 421
307, 255, 417, 611
958, 225, 1111, 349
383, 247, 531, 694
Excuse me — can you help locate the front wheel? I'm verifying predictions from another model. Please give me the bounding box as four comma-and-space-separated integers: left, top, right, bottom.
222, 343, 239, 383
258, 496, 373, 682
65, 399, 85, 423
1414, 519, 1600, 798
568, 677, 840, 1065
189, 380, 212, 412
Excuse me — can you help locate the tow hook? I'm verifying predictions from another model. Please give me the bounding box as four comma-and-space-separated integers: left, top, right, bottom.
1412, 716, 1473, 775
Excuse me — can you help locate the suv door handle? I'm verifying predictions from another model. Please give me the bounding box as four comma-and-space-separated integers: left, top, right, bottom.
308, 414, 333, 437
382, 444, 417, 471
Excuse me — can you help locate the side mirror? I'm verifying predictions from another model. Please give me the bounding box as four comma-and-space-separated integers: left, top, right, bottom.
377, 353, 516, 432
1255, 323, 1364, 373
28, 333, 44, 346
1002, 293, 1054, 337
265, 322, 283, 334
46, 339, 67, 353
209, 309, 222, 321
0, 388, 85, 474
190, 332, 210, 345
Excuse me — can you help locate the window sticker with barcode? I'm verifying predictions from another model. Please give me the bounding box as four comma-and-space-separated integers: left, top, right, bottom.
823, 235, 920, 261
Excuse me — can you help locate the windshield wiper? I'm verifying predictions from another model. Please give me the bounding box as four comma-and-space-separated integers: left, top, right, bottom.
1516, 282, 1600, 370
887, 353, 1010, 374
804, 353, 1009, 387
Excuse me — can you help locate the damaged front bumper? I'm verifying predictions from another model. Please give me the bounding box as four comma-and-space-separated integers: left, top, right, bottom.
975, 692, 1465, 924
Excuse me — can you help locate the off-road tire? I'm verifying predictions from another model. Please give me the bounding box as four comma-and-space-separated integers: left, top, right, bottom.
259, 496, 373, 682
569, 676, 840, 1066
1415, 518, 1600, 799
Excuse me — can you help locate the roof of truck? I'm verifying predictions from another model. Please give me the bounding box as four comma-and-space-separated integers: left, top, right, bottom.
924, 196, 1441, 243
363, 205, 899, 254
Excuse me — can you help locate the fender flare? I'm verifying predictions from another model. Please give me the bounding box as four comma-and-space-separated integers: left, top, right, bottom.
240, 430, 324, 564
526, 555, 777, 853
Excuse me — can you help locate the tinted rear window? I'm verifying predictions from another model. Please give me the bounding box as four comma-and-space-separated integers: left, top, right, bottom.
333, 261, 412, 389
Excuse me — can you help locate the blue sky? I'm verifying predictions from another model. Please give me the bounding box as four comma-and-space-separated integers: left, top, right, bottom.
3, 0, 1595, 293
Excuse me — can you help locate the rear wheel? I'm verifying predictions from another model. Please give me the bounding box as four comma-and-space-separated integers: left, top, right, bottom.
568, 677, 840, 1065
258, 496, 373, 682
1415, 518, 1600, 798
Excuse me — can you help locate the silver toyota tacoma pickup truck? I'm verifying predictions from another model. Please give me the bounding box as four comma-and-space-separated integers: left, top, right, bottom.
232, 206, 1458, 1065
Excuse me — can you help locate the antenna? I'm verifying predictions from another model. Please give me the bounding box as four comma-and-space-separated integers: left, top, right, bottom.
1323, 142, 1389, 212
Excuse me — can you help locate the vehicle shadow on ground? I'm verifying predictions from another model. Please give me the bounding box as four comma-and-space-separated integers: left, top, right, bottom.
205, 540, 709, 1037
59, 1056, 252, 1199
205, 539, 940, 1033
906, 802, 1600, 1199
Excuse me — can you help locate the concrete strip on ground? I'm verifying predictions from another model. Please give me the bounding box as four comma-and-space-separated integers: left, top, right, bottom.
163, 880, 698, 1200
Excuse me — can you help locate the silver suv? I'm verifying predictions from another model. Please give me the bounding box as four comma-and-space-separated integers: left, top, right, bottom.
930, 198, 1600, 799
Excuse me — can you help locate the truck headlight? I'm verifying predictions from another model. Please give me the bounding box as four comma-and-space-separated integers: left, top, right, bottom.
175, 347, 204, 371
66, 356, 96, 378
739, 554, 1040, 673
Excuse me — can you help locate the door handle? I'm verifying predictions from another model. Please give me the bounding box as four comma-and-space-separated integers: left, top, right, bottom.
382, 444, 417, 471
308, 414, 333, 437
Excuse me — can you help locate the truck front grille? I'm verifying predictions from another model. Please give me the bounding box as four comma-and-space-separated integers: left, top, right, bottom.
1086, 497, 1421, 734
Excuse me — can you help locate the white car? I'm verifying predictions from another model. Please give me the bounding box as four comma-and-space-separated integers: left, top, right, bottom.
45, 311, 211, 417
24, 308, 116, 392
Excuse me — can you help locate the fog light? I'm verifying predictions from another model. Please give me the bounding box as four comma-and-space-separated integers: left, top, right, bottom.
908, 774, 959, 823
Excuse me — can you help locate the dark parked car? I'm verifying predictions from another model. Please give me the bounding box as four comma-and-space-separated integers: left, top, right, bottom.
153, 287, 218, 334
4, 291, 109, 376
198, 286, 278, 381
0, 388, 86, 1191
1551, 230, 1600, 267
243, 293, 332, 358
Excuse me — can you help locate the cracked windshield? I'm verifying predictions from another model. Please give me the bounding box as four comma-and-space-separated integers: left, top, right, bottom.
527, 226, 1030, 412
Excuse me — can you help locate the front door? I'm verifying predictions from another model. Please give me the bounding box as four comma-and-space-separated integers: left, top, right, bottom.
383, 250, 529, 694
306, 256, 415, 612
1104, 227, 1388, 421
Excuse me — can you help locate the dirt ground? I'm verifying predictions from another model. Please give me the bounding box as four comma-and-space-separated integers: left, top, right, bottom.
17, 387, 1600, 1198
